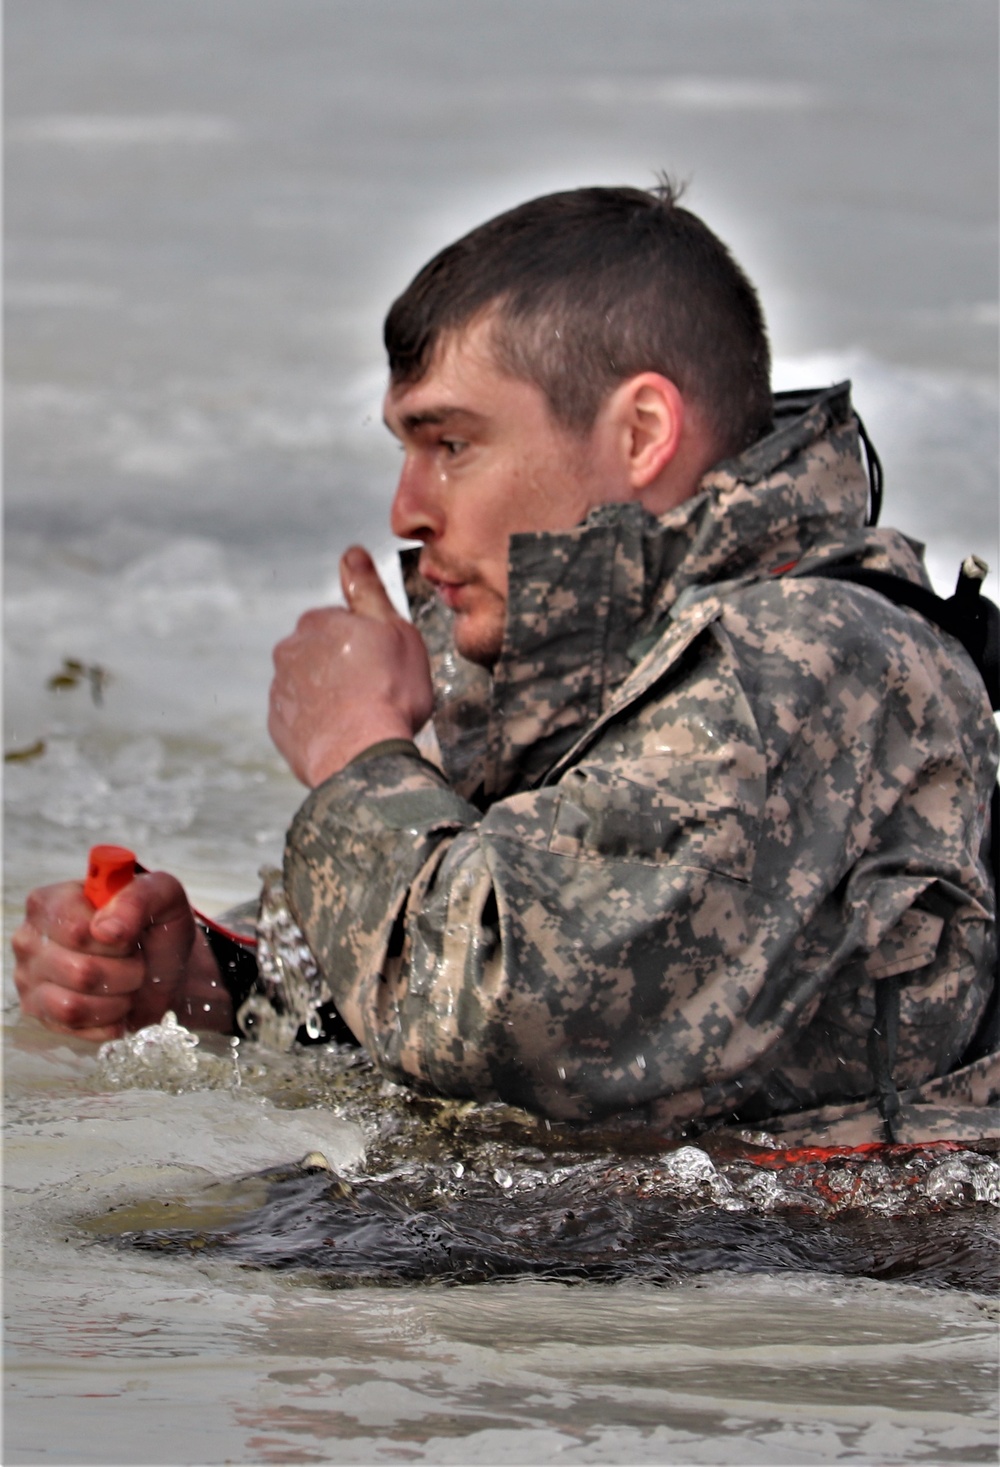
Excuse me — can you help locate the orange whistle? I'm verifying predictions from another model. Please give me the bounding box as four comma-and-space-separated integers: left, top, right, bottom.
84, 844, 137, 909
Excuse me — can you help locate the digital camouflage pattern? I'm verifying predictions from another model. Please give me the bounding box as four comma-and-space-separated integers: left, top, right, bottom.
282, 383, 998, 1140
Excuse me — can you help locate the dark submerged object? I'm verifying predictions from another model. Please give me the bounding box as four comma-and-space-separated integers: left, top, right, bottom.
98, 1097, 999, 1293
115, 1166, 998, 1294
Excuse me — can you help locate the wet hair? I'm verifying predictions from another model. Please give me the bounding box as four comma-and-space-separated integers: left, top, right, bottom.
384, 181, 772, 458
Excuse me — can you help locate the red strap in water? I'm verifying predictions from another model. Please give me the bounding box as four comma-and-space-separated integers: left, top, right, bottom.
747, 1140, 963, 1167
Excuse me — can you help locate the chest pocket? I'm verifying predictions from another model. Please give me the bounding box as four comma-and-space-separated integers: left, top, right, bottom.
547, 753, 763, 880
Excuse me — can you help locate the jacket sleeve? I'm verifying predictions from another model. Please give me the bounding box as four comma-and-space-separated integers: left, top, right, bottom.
283, 625, 773, 1122
283, 586, 997, 1124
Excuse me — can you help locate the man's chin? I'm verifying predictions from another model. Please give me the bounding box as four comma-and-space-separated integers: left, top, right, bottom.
452, 616, 502, 670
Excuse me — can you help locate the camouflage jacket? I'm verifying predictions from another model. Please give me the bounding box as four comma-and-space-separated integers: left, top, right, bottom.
283, 382, 998, 1137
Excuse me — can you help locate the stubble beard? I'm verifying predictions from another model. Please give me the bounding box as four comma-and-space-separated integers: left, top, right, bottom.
451, 595, 506, 670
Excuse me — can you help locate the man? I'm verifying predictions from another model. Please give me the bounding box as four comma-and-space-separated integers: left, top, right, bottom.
13, 184, 998, 1143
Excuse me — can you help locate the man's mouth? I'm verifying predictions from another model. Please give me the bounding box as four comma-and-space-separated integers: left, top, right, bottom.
420, 559, 470, 611
437, 581, 468, 612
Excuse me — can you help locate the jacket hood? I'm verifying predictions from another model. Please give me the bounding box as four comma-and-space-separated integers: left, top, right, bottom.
402, 382, 929, 801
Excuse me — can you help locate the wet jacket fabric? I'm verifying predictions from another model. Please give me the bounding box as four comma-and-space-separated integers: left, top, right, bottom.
283, 383, 998, 1138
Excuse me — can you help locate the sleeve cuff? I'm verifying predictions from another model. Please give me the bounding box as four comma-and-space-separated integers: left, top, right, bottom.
345, 737, 439, 772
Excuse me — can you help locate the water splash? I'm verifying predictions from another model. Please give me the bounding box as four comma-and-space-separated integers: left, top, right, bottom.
86, 1023, 999, 1293
98, 1012, 240, 1093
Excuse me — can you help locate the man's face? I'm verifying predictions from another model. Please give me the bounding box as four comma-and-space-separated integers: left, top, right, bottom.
384, 318, 622, 667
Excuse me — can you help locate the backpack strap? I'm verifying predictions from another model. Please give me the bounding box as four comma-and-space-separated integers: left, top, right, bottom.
805, 556, 998, 711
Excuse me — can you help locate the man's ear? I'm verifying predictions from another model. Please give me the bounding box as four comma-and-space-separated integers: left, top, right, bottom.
605, 373, 685, 490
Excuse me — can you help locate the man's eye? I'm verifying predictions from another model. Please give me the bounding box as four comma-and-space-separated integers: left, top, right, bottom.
440, 438, 467, 457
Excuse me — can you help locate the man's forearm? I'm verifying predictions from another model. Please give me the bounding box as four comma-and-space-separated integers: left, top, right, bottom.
283, 743, 480, 1063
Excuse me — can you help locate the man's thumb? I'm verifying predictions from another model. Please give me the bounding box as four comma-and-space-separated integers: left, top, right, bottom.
340, 546, 398, 623
90, 870, 191, 949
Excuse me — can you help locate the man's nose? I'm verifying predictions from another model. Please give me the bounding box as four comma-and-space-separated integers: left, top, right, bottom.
390, 456, 442, 542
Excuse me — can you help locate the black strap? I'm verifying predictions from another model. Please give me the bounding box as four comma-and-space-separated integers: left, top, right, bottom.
198, 920, 260, 1017
866, 974, 902, 1144
854, 409, 884, 527
960, 778, 1000, 1065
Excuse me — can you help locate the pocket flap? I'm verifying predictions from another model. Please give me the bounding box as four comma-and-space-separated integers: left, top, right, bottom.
864, 907, 945, 980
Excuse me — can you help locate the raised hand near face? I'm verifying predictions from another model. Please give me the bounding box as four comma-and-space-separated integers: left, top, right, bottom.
268, 546, 434, 787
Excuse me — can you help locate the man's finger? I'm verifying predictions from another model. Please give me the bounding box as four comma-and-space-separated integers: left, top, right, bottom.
340, 546, 398, 624
20, 979, 133, 1035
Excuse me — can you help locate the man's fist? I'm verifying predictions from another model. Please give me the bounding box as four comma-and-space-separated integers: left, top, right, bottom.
268, 545, 434, 786
12, 872, 230, 1042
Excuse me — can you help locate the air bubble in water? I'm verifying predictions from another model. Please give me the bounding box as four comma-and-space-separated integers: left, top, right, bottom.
742, 1168, 784, 1210
660, 1146, 716, 1187
924, 1158, 974, 1203
970, 1159, 1000, 1206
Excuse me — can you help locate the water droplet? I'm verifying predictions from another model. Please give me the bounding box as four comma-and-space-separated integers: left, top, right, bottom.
661, 1146, 716, 1186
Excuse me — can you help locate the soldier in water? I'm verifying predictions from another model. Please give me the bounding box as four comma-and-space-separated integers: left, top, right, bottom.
12, 183, 998, 1144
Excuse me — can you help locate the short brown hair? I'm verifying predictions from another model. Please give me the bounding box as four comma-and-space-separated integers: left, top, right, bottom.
384, 182, 772, 458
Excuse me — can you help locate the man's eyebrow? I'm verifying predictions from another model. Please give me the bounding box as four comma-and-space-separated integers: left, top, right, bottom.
385, 406, 484, 434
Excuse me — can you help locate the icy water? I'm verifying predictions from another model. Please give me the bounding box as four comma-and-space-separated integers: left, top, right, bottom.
5, 1, 999, 1463
6, 1025, 1000, 1465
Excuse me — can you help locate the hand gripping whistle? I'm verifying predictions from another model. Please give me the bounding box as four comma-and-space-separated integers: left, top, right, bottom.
83, 842, 255, 945
84, 844, 137, 909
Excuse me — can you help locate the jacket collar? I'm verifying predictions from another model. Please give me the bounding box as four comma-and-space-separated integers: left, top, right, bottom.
403, 382, 927, 801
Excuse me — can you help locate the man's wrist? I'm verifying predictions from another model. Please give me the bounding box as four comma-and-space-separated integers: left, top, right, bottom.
301, 711, 416, 786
